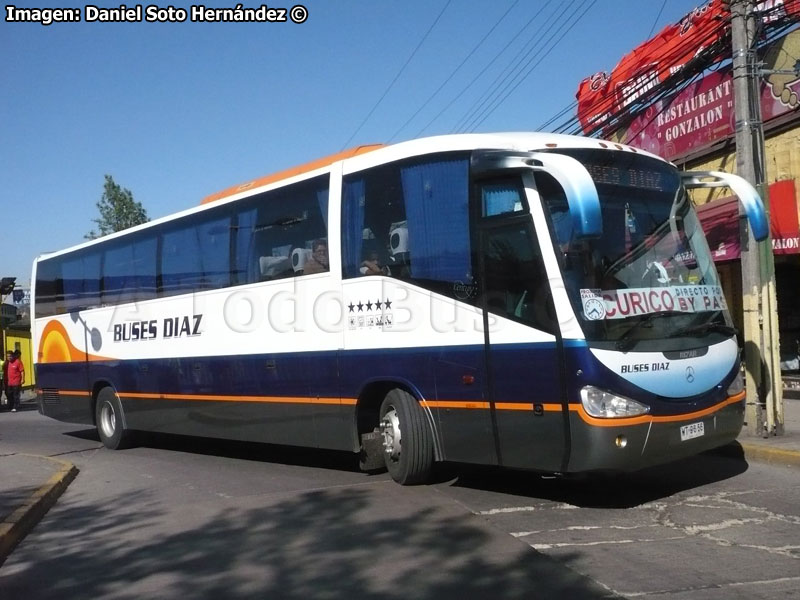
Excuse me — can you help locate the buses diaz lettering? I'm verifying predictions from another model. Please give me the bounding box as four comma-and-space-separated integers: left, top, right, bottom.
621, 362, 670, 374
114, 314, 203, 343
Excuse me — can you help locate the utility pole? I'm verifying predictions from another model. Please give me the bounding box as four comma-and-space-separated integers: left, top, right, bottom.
730, 0, 784, 436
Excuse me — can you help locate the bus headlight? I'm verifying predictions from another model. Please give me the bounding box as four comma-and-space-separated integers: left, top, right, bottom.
727, 372, 744, 396
580, 386, 650, 418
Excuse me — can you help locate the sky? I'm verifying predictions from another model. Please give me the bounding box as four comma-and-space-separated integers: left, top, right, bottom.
1, 0, 709, 291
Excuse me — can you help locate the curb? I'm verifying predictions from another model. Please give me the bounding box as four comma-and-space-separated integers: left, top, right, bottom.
738, 442, 800, 469
0, 455, 79, 567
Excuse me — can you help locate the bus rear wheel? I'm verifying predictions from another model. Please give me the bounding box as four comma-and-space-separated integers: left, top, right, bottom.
379, 389, 433, 485
95, 387, 132, 450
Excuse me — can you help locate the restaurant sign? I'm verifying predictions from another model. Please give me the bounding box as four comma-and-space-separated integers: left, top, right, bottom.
620, 30, 800, 161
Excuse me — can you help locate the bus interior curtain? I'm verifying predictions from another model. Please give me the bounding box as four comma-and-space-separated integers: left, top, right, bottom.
400, 159, 471, 282
342, 179, 366, 277
483, 184, 520, 216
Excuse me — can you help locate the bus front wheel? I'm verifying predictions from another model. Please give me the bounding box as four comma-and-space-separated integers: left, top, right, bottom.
379, 389, 433, 485
95, 388, 132, 450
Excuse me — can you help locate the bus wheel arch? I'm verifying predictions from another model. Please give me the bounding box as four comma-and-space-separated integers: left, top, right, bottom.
94, 385, 133, 450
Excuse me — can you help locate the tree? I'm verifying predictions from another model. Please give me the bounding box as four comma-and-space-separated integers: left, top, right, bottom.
86, 175, 149, 239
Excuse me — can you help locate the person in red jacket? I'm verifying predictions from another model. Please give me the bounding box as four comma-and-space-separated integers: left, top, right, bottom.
5, 350, 24, 413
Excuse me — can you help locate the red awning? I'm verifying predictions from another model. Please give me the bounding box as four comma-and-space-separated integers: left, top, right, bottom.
697, 179, 800, 261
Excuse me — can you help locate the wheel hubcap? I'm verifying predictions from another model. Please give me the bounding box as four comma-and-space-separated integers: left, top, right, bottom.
99, 401, 116, 439
380, 407, 401, 460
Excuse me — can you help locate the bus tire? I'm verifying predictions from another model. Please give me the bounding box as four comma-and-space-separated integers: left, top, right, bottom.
95, 387, 132, 450
379, 389, 433, 485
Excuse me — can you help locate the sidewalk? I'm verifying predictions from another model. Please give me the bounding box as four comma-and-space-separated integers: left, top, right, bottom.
1, 390, 79, 566
0, 453, 78, 566
729, 397, 800, 468
1, 396, 799, 568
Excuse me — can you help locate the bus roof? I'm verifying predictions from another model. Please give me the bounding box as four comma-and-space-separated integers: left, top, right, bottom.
199, 133, 666, 206
34, 133, 666, 265
200, 144, 384, 205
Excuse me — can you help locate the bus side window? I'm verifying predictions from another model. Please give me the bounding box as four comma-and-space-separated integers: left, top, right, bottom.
160, 225, 203, 296
481, 179, 526, 217
103, 235, 156, 305
196, 215, 231, 290
239, 178, 329, 282
342, 154, 472, 297
342, 169, 404, 279
481, 223, 557, 335
399, 158, 471, 287
35, 258, 61, 317
62, 251, 102, 313
232, 208, 257, 285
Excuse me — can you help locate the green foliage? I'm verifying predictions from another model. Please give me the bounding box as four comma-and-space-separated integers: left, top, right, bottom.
85, 175, 149, 240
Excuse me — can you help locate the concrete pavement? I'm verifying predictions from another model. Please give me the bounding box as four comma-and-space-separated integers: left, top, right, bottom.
1, 394, 799, 569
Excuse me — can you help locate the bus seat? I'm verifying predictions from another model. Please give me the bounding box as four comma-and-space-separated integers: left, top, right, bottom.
292, 248, 312, 273
389, 223, 409, 255
259, 255, 291, 279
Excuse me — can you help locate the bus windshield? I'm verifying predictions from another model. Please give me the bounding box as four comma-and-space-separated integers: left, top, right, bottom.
541, 149, 731, 348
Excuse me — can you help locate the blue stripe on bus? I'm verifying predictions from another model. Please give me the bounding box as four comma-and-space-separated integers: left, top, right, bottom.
36, 339, 735, 416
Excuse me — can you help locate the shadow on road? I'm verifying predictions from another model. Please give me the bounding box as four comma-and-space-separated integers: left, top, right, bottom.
64, 427, 750, 509
65, 428, 364, 475
446, 443, 749, 508
0, 480, 613, 599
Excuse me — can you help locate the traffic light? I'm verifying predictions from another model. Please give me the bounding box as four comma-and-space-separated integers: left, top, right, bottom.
0, 277, 15, 296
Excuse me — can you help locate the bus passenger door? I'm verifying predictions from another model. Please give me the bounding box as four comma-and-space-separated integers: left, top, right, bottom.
476, 178, 566, 472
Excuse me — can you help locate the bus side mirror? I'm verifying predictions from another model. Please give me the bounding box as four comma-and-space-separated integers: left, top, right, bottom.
527, 152, 602, 239
681, 171, 769, 242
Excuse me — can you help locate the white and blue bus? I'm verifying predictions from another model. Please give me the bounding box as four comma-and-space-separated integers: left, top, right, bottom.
32, 133, 768, 484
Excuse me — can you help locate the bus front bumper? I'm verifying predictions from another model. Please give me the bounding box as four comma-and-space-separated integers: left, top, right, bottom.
565, 393, 746, 473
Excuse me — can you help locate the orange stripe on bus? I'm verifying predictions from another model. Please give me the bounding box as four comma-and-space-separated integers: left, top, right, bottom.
421, 400, 490, 410
46, 390, 357, 406
200, 144, 384, 205
420, 400, 562, 411
120, 392, 358, 406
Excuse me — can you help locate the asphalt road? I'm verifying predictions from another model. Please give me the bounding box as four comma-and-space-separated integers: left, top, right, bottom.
2, 409, 799, 599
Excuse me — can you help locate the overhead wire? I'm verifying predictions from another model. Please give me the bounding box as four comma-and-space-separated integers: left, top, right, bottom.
340, 0, 452, 150
452, 0, 575, 133
647, 0, 668, 39
548, 1, 800, 138
539, 0, 675, 135
464, 0, 598, 133
537, 100, 578, 131
387, 0, 521, 143
552, 10, 734, 136
413, 0, 555, 138
539, 2, 730, 135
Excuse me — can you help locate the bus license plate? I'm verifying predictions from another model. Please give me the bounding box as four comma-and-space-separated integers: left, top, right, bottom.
680, 421, 705, 441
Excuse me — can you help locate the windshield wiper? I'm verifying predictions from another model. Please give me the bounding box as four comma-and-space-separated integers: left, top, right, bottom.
615, 311, 680, 352
667, 321, 737, 339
